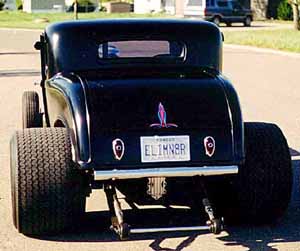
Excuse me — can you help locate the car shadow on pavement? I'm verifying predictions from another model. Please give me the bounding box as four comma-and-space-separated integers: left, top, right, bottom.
37, 159, 300, 251
41, 207, 206, 245
217, 159, 300, 251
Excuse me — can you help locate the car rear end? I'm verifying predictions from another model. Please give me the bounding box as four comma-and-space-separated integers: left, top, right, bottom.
44, 19, 242, 204
17, 20, 244, 238
11, 20, 292, 240
87, 76, 239, 176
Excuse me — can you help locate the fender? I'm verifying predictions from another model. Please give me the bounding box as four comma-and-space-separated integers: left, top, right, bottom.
46, 73, 91, 168
217, 75, 245, 163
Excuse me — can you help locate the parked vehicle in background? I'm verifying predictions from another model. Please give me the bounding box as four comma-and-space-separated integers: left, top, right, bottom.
184, 0, 253, 26
204, 0, 253, 26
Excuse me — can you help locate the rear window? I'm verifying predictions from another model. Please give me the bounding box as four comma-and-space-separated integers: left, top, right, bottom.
98, 40, 186, 60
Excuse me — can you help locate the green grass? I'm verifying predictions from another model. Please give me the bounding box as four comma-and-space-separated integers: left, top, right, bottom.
1, 11, 300, 53
0, 11, 169, 29
223, 29, 300, 53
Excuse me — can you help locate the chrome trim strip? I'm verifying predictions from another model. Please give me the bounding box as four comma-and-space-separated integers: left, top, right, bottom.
93, 165, 238, 181
130, 226, 210, 234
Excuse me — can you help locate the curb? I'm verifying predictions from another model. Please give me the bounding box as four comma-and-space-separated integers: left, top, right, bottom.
0, 27, 43, 32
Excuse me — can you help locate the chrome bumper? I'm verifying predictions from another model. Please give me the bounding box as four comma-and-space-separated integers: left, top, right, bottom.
93, 165, 238, 181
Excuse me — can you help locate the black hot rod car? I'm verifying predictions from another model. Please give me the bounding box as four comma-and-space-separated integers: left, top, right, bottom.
10, 19, 292, 239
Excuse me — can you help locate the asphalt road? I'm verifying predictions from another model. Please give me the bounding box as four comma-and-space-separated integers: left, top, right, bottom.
1, 28, 300, 251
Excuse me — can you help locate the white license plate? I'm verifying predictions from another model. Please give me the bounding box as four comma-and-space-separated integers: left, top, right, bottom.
140, 135, 190, 163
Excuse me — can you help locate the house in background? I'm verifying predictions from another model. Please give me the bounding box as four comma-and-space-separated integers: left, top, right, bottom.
22, 0, 98, 13
134, 0, 185, 15
134, 0, 163, 14
134, 0, 280, 20
23, 0, 66, 12
3, 0, 16, 10
134, 0, 213, 16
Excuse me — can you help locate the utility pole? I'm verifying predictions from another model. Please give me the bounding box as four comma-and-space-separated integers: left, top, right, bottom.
292, 0, 300, 30
74, 0, 78, 20
289, 0, 300, 30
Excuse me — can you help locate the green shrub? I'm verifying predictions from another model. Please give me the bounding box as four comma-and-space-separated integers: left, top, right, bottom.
277, 0, 293, 20
67, 0, 97, 12
16, 0, 23, 10
0, 0, 5, 11
77, 0, 94, 5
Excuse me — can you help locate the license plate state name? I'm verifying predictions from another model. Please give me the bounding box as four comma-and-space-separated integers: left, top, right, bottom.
140, 135, 190, 163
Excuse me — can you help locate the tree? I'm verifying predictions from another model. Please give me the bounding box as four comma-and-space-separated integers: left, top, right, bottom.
289, 0, 300, 30
74, 0, 78, 20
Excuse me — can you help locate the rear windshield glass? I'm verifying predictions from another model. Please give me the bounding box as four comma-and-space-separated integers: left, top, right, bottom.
98, 40, 186, 60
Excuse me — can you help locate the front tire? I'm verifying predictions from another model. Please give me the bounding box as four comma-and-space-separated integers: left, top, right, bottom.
22, 91, 42, 128
221, 122, 292, 223
10, 128, 87, 235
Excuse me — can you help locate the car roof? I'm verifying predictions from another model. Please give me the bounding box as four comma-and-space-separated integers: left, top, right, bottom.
45, 19, 220, 40
44, 19, 223, 75
46, 18, 216, 30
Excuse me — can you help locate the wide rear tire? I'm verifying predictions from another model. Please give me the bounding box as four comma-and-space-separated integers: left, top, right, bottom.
22, 91, 42, 129
10, 128, 87, 235
219, 122, 292, 224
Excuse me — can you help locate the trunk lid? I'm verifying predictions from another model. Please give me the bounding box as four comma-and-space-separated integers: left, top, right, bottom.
86, 78, 233, 168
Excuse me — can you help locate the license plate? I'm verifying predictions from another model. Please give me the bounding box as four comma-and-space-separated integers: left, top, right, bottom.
140, 135, 190, 163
